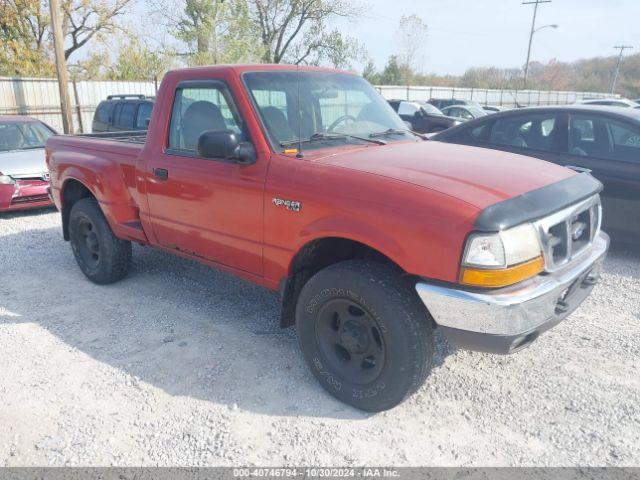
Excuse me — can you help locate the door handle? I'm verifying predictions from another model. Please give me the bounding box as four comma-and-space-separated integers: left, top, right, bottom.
153, 168, 168, 181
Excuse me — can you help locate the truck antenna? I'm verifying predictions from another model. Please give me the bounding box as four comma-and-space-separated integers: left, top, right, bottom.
296, 64, 304, 159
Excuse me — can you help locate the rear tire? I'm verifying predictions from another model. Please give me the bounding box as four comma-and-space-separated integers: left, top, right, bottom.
295, 260, 434, 412
69, 198, 131, 284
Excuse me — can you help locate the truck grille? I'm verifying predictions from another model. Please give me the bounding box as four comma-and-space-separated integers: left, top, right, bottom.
534, 195, 601, 272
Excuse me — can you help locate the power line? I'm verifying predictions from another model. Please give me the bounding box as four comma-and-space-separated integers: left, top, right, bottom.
611, 45, 633, 94
522, 0, 553, 89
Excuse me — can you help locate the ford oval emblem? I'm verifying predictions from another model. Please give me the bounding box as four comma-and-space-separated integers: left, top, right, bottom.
571, 221, 586, 241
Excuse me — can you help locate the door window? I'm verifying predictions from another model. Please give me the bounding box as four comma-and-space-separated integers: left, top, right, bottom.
116, 103, 135, 129
135, 102, 153, 128
569, 115, 640, 162
470, 123, 491, 140
95, 102, 113, 124
446, 108, 461, 118
459, 108, 474, 120
168, 84, 242, 152
489, 114, 556, 151
398, 102, 420, 117
610, 122, 640, 150
111, 104, 122, 127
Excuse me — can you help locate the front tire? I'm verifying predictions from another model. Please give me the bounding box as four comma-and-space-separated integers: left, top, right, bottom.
69, 198, 132, 284
296, 260, 434, 411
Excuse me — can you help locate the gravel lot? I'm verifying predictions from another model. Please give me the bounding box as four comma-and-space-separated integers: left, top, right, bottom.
0, 208, 639, 467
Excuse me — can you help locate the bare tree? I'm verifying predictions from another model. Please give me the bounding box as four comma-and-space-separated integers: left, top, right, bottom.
249, 0, 360, 65
61, 0, 131, 60
395, 14, 427, 78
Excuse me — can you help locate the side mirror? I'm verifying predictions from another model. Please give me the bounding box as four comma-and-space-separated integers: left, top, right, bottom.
197, 130, 256, 165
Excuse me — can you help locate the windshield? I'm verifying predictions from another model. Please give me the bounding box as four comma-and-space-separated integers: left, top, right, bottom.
243, 71, 412, 150
417, 102, 444, 116
0, 121, 54, 152
467, 106, 488, 117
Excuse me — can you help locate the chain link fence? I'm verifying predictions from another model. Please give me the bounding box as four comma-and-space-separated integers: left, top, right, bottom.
375, 85, 618, 107
0, 77, 158, 133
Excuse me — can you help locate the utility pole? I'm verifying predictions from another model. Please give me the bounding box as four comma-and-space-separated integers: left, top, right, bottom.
611, 45, 633, 94
523, 0, 552, 90
49, 0, 74, 134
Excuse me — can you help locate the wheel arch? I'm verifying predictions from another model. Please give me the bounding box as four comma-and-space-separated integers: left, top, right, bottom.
60, 177, 97, 240
278, 236, 415, 328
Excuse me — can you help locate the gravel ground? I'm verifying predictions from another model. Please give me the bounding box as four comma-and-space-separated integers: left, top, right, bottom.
0, 208, 639, 467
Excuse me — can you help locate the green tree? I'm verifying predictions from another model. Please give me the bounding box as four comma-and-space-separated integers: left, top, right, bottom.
68, 50, 111, 79
361, 60, 380, 84
0, 0, 131, 76
378, 55, 404, 85
108, 37, 173, 80
0, 0, 53, 76
174, 0, 262, 65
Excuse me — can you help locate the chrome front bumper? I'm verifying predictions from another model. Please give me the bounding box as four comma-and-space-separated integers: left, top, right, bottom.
416, 232, 609, 354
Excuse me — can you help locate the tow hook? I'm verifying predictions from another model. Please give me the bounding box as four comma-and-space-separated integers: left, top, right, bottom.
582, 268, 599, 286
555, 298, 570, 315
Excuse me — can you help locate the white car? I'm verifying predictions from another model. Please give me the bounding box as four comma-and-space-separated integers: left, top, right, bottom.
578, 98, 640, 109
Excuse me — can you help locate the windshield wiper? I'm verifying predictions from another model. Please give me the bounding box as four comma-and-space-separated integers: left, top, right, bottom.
370, 128, 428, 140
280, 132, 386, 147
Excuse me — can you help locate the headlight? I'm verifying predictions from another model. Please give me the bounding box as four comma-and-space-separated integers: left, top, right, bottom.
0, 174, 15, 185
460, 223, 544, 288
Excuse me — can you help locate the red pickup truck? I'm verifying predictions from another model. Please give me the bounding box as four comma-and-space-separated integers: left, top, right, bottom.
47, 65, 609, 411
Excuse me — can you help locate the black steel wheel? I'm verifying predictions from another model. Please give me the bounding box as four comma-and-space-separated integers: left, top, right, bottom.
296, 260, 435, 412
69, 198, 131, 284
315, 298, 386, 385
75, 217, 101, 269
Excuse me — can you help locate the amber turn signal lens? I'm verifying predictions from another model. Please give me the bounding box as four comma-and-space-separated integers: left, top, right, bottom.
460, 256, 545, 288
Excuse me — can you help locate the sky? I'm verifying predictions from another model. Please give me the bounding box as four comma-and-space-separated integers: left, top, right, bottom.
340, 0, 637, 75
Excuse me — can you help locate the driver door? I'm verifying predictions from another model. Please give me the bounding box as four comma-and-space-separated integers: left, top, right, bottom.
553, 113, 640, 237
145, 80, 268, 275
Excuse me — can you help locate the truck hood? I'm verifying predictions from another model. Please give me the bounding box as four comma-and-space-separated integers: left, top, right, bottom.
0, 148, 47, 177
313, 141, 575, 209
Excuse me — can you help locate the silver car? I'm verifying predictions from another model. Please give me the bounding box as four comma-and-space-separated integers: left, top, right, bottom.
0, 116, 56, 212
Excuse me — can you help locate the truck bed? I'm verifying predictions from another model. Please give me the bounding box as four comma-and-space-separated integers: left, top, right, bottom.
74, 130, 147, 144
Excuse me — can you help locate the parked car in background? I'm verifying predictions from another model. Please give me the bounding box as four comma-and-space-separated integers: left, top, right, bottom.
387, 100, 461, 133
0, 116, 55, 212
432, 105, 640, 240
92, 95, 154, 133
428, 98, 484, 111
483, 105, 510, 113
441, 104, 489, 121
578, 98, 640, 109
